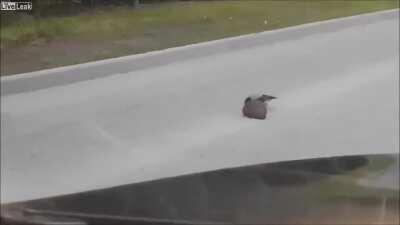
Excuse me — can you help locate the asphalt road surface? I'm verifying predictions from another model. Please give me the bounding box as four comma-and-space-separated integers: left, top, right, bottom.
1, 10, 399, 203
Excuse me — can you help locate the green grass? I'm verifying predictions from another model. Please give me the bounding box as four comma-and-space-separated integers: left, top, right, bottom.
1, 0, 398, 75
2, 0, 398, 46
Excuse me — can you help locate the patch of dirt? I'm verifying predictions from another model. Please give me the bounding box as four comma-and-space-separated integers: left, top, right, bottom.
0, 25, 211, 76
1, 39, 117, 75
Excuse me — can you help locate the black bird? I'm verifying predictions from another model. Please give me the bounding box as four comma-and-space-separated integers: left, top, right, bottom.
242, 94, 276, 120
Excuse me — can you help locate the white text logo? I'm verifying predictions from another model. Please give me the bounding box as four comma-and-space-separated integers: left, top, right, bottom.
1, 1, 32, 11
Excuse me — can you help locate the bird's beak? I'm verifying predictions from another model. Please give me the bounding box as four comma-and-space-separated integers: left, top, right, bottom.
263, 95, 277, 101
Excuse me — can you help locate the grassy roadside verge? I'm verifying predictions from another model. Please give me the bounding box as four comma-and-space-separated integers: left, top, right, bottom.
1, 0, 398, 75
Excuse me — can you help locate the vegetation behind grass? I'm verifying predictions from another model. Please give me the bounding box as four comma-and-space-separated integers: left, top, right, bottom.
1, 0, 398, 74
